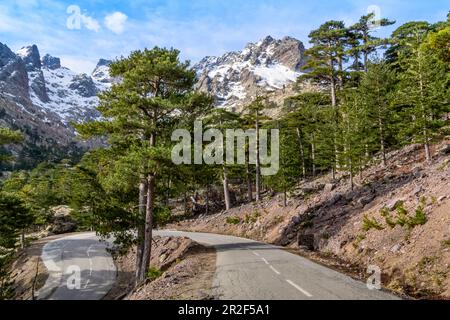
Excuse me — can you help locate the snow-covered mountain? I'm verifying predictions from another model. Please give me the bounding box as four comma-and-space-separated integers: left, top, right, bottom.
194, 36, 306, 111
15, 45, 112, 123
0, 42, 112, 167
0, 36, 306, 166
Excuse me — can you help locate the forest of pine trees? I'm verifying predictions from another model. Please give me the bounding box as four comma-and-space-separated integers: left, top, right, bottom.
0, 13, 449, 294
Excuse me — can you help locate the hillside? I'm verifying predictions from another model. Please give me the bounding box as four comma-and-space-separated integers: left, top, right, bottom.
171, 141, 450, 299
0, 43, 112, 169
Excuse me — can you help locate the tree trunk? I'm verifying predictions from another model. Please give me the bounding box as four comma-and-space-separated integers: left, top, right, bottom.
338, 56, 344, 89
21, 229, 25, 249
205, 186, 209, 215
330, 76, 337, 108
378, 115, 387, 167
138, 133, 156, 283
246, 146, 253, 202
296, 127, 306, 179
138, 173, 155, 282
424, 132, 431, 163
223, 166, 231, 210
311, 138, 316, 179
417, 50, 432, 163
135, 176, 147, 283
255, 112, 261, 202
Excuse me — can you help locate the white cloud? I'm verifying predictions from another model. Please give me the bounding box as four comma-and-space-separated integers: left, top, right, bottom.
104, 12, 128, 34
81, 14, 101, 32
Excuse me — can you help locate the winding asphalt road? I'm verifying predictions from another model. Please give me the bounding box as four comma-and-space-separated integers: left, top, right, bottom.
37, 233, 116, 300
38, 231, 400, 300
156, 230, 400, 300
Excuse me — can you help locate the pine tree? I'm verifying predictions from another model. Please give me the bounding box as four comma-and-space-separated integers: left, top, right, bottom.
359, 61, 396, 166
394, 23, 449, 162
350, 13, 395, 71
76, 47, 213, 283
243, 96, 271, 202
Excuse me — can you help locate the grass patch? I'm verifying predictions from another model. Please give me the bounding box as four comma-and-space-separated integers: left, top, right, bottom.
226, 216, 241, 225
437, 159, 448, 171
444, 238, 450, 248
352, 234, 366, 249
244, 210, 261, 224
146, 267, 163, 281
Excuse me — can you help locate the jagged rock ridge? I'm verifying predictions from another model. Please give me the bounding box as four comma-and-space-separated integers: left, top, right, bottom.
194, 36, 306, 111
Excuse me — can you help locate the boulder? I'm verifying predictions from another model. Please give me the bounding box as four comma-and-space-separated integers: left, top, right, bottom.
297, 234, 315, 251
324, 183, 336, 193
413, 186, 423, 197
439, 144, 450, 155
385, 199, 405, 211
50, 206, 77, 234
358, 195, 376, 206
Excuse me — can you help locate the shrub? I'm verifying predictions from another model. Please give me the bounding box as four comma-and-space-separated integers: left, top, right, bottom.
362, 215, 384, 231
154, 206, 172, 227
444, 238, 450, 248
381, 208, 396, 228
395, 204, 409, 227
408, 205, 427, 228
146, 267, 162, 281
226, 216, 241, 225
244, 210, 261, 224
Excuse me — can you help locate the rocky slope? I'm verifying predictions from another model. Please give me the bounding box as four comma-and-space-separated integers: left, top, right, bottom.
171, 141, 450, 299
194, 36, 306, 112
105, 236, 216, 300
0, 42, 112, 168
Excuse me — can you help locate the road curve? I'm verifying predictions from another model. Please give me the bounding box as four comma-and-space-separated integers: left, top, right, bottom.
155, 230, 400, 300
37, 233, 116, 300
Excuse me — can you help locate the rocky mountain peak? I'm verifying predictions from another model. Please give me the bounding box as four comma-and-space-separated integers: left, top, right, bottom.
194, 35, 306, 111
69, 74, 98, 98
92, 59, 112, 84
0, 42, 17, 63
0, 42, 30, 104
95, 59, 112, 68
17, 44, 41, 71
42, 54, 61, 70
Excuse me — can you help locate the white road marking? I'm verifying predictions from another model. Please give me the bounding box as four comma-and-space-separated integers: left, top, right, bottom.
261, 258, 269, 265
89, 259, 93, 276
252, 251, 260, 257
286, 280, 313, 297
269, 265, 281, 275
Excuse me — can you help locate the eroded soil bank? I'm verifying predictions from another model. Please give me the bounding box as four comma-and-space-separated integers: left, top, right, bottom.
170, 142, 450, 299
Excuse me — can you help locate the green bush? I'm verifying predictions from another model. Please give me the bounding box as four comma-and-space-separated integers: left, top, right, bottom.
154, 206, 172, 227
244, 210, 261, 224
381, 208, 396, 228
408, 205, 427, 228
395, 204, 409, 227
226, 216, 241, 225
146, 267, 162, 281
444, 238, 450, 248
362, 215, 384, 231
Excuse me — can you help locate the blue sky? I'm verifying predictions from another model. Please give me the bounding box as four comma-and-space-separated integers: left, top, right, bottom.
1, 0, 448, 74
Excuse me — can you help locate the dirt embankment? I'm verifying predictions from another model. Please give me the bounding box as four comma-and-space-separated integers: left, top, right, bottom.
106, 236, 216, 300
9, 234, 73, 300
171, 142, 450, 299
